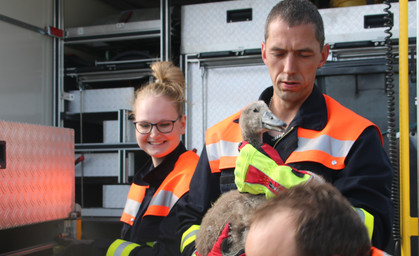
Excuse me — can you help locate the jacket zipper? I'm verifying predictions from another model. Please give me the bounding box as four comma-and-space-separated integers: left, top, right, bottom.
273, 126, 295, 149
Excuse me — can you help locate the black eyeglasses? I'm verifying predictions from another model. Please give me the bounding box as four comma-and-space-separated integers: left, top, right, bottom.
133, 116, 182, 134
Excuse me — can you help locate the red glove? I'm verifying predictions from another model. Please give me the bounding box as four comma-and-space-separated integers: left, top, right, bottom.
208, 222, 245, 256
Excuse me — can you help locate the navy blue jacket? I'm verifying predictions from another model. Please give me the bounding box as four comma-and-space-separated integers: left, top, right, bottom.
177, 86, 394, 255
122, 143, 189, 256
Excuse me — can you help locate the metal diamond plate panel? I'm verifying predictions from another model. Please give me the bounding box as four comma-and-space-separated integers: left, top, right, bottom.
186, 62, 271, 153
0, 121, 74, 230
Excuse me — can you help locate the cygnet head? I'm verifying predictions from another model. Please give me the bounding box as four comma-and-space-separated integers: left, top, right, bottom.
239, 101, 287, 146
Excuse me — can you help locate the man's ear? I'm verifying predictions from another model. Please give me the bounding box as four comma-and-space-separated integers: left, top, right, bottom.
318, 43, 330, 68
261, 41, 268, 65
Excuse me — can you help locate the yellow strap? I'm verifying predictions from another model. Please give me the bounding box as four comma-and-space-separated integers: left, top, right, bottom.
180, 225, 200, 253
106, 239, 141, 256
354, 207, 374, 240
146, 241, 156, 247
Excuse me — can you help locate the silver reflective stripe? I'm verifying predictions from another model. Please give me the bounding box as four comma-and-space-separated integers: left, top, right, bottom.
123, 198, 141, 217
149, 190, 179, 210
114, 241, 134, 256
354, 207, 365, 222
206, 140, 240, 162
182, 229, 199, 246
296, 134, 355, 158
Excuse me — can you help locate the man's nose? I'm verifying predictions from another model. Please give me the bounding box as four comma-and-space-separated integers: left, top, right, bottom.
283, 54, 296, 74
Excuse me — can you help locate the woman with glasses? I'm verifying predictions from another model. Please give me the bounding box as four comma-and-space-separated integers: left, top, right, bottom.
106, 61, 199, 256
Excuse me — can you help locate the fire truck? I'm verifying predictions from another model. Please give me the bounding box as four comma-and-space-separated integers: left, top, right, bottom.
0, 0, 416, 255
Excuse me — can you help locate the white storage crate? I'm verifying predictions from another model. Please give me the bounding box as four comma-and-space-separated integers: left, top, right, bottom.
181, 0, 277, 54
68, 87, 134, 113
103, 184, 131, 208
75, 152, 135, 177
181, 1, 416, 54
103, 120, 136, 143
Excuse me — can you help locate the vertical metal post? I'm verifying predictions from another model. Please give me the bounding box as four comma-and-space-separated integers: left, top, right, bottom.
53, 0, 64, 127
399, 0, 418, 255
417, 1, 419, 255
200, 64, 208, 141
78, 80, 85, 208
119, 109, 129, 184
118, 109, 125, 143
182, 54, 192, 149
119, 150, 127, 184
160, 0, 171, 61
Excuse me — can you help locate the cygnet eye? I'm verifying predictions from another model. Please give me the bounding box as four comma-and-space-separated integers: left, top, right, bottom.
253, 108, 259, 113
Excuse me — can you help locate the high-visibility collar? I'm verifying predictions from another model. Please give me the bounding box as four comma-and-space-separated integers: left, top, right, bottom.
286, 95, 381, 170
120, 150, 199, 225
205, 94, 381, 173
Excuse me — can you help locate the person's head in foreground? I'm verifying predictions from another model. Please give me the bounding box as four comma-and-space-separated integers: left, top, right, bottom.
245, 182, 372, 256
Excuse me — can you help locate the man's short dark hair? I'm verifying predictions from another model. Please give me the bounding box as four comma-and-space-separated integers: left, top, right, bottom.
264, 0, 326, 49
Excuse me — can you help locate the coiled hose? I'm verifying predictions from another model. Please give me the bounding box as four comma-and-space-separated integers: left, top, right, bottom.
383, 1, 400, 255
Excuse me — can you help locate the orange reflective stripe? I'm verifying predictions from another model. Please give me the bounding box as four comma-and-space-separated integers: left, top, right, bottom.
205, 94, 382, 172
120, 204, 137, 225
128, 184, 148, 201
206, 110, 242, 173
219, 156, 238, 170
121, 151, 198, 223
143, 151, 199, 217
287, 134, 351, 169
207, 141, 240, 173
121, 184, 148, 225
146, 204, 170, 217
324, 95, 381, 144
209, 159, 220, 173
205, 110, 242, 144
370, 247, 386, 256
161, 151, 199, 196
286, 95, 380, 170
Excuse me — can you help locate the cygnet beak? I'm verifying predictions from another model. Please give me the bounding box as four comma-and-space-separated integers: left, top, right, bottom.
261, 111, 287, 132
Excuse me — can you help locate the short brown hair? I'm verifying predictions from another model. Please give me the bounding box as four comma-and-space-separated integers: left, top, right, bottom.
250, 182, 371, 256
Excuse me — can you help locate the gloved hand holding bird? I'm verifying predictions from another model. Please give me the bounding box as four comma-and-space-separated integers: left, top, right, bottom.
196, 101, 325, 256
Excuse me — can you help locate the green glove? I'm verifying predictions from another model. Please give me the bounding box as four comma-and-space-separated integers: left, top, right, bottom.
234, 142, 316, 199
